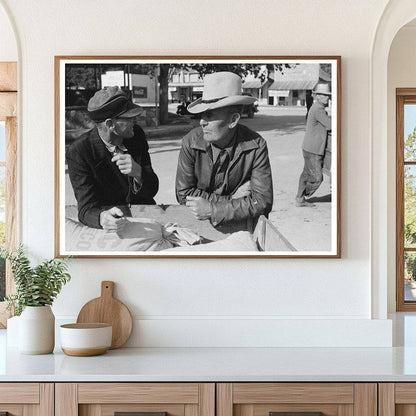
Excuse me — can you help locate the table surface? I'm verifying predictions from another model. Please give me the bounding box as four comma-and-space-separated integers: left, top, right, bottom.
66, 204, 249, 243
2, 330, 416, 382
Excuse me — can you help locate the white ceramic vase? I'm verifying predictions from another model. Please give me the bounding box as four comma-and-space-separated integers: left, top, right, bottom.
19, 305, 55, 354
6, 315, 20, 347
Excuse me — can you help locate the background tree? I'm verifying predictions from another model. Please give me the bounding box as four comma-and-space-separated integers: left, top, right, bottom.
319, 63, 332, 79
0, 175, 5, 246
404, 126, 416, 281
404, 127, 416, 245
0, 174, 5, 300
405, 166, 416, 245
405, 126, 416, 161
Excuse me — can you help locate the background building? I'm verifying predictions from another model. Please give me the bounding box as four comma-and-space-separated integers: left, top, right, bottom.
268, 64, 330, 106
169, 69, 203, 103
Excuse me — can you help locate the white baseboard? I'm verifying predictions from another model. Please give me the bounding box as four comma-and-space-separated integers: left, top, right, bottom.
56, 317, 393, 348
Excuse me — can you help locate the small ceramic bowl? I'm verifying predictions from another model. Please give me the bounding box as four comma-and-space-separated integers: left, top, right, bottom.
60, 323, 112, 357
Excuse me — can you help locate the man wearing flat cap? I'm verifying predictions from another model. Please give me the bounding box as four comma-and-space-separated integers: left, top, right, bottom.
67, 86, 159, 231
296, 82, 332, 207
175, 72, 273, 228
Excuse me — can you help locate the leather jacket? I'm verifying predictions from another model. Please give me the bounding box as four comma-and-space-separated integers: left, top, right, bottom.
175, 124, 273, 226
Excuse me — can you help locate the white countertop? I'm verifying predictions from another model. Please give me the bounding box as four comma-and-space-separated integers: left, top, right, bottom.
2, 328, 416, 382
3, 313, 416, 383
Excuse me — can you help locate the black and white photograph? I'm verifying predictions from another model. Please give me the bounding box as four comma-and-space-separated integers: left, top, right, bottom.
55, 57, 341, 257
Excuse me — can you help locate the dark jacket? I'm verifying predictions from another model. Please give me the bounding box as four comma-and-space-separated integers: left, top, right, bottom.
67, 125, 159, 229
175, 124, 273, 226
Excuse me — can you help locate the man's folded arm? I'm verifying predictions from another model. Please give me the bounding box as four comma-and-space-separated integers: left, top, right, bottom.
175, 144, 229, 204
210, 140, 273, 225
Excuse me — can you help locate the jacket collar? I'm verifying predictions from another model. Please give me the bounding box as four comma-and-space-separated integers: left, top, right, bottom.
89, 127, 133, 159
190, 124, 260, 154
89, 127, 111, 161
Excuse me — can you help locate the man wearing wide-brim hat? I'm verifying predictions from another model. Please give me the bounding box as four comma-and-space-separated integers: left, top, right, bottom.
175, 72, 273, 227
295, 82, 332, 207
67, 86, 159, 231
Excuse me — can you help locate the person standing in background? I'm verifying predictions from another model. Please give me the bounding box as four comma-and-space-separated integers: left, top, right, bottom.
296, 83, 332, 207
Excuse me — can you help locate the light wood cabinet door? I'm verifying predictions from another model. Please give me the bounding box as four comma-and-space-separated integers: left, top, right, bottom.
55, 383, 215, 416
378, 383, 416, 416
217, 383, 377, 416
0, 383, 54, 416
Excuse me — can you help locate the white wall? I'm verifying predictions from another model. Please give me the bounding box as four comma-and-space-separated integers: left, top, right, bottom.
0, 0, 394, 346
387, 25, 416, 312
0, 3, 17, 61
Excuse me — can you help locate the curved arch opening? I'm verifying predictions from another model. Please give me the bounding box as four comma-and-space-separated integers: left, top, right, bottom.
371, 0, 416, 320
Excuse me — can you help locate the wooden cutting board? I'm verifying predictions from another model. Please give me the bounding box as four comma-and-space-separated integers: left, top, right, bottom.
76, 281, 133, 349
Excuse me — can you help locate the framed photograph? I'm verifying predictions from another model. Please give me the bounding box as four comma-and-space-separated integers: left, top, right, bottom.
55, 56, 341, 258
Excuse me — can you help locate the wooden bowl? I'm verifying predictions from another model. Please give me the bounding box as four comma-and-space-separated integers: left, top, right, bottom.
60, 323, 112, 356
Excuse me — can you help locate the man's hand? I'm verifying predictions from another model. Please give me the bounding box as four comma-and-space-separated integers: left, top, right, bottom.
325, 105, 332, 117
232, 181, 251, 199
99, 207, 127, 232
111, 153, 142, 179
185, 196, 212, 220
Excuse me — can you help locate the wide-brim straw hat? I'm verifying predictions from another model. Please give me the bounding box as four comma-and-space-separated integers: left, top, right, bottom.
187, 72, 256, 114
313, 83, 332, 96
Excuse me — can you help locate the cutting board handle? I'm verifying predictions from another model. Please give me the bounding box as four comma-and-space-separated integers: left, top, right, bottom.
101, 281, 115, 298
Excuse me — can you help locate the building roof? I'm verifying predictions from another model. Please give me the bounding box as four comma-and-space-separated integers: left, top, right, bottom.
242, 79, 263, 89
269, 79, 317, 90
169, 82, 203, 87
268, 63, 332, 91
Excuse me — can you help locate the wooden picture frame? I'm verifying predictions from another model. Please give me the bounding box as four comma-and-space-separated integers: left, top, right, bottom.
55, 56, 341, 258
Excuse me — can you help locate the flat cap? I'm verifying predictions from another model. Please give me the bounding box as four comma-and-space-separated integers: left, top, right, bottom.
87, 86, 142, 122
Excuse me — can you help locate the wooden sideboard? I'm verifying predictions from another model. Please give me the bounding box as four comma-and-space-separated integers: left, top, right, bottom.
1, 381, 416, 416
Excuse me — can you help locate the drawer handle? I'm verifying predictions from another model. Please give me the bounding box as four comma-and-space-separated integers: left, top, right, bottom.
270, 413, 324, 416
115, 412, 167, 416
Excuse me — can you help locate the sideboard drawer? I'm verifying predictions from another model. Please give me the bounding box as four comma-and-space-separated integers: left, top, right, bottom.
56, 383, 215, 416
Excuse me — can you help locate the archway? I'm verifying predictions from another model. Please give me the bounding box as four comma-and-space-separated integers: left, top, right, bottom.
371, 0, 416, 319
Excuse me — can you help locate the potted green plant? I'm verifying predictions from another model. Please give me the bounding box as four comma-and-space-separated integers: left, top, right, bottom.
1, 245, 71, 354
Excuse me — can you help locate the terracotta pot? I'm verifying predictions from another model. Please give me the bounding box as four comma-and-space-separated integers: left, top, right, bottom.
19, 306, 55, 354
